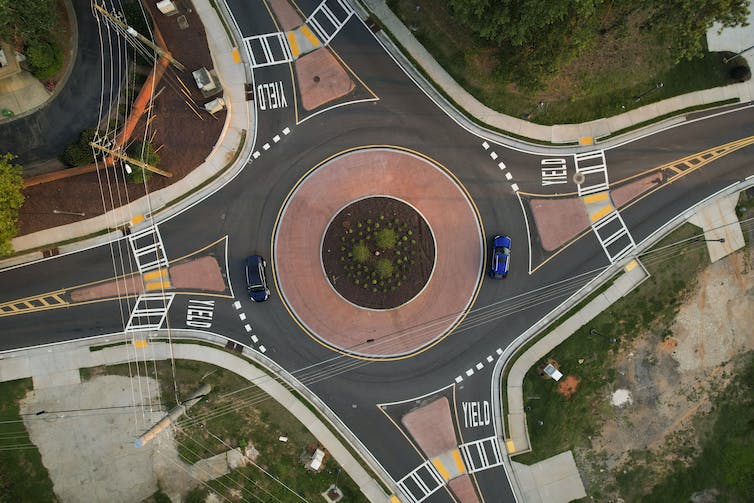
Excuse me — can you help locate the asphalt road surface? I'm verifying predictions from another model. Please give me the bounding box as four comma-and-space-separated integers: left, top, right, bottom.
2, 1, 753, 501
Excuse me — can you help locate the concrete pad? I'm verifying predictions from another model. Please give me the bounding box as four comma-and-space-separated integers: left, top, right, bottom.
512, 451, 586, 503
0, 71, 50, 116
19, 376, 164, 503
32, 369, 81, 388
688, 193, 745, 263
401, 397, 457, 458
0, 355, 31, 381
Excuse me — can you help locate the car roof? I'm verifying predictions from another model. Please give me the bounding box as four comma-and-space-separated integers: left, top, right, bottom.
493, 235, 511, 248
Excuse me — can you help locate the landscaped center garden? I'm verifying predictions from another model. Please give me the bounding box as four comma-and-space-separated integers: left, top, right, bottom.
321, 196, 435, 309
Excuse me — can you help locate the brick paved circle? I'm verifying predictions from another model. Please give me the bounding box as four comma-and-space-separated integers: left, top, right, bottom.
272, 147, 483, 358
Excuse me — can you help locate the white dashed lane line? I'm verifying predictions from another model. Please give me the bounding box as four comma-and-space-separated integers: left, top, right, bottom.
235, 300, 268, 354
482, 141, 518, 193
455, 347, 504, 383
248, 126, 292, 166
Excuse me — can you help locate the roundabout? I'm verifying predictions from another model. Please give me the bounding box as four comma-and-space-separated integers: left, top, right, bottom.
272, 147, 485, 359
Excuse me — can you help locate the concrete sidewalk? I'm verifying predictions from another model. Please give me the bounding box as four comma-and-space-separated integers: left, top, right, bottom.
361, 0, 754, 144
0, 337, 392, 502
505, 259, 650, 456
7, 0, 253, 259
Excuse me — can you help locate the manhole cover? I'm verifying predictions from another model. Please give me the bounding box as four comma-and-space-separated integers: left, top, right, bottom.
573, 172, 585, 184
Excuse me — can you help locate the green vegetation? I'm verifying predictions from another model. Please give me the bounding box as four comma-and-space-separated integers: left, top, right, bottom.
0, 153, 24, 257
340, 215, 418, 293
127, 141, 161, 183
91, 360, 368, 502
0, 379, 56, 501
515, 224, 711, 464
25, 38, 62, 80
389, 0, 750, 124
61, 128, 98, 167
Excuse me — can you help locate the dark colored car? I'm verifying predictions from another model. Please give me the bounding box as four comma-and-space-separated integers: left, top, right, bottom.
489, 235, 511, 279
244, 255, 270, 302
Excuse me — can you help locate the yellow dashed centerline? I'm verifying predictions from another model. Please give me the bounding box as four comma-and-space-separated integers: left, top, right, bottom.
590, 204, 614, 222
432, 458, 450, 481
582, 191, 608, 204
300, 25, 321, 47
286, 32, 300, 58
452, 448, 466, 473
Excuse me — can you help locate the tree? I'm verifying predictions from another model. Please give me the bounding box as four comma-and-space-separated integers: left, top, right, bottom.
446, 0, 605, 88
25, 38, 62, 80
641, 0, 751, 62
0, 0, 56, 45
0, 153, 25, 257
61, 128, 98, 167
126, 141, 161, 183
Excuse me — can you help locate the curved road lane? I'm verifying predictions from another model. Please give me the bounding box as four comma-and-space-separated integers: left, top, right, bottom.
1, 1, 754, 502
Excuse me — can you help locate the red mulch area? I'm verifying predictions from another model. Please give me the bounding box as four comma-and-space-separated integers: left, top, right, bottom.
321, 197, 435, 309
17, 3, 225, 237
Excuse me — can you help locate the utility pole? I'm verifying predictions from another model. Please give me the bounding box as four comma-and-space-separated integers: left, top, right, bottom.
92, 3, 185, 71
90, 142, 173, 178
135, 383, 211, 447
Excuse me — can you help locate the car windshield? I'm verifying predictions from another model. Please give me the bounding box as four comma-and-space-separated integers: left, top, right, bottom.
249, 284, 264, 291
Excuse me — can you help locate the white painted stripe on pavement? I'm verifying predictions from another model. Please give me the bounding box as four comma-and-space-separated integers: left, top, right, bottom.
253, 151, 260, 159
490, 152, 498, 160
505, 172, 513, 180
282, 127, 290, 135
475, 362, 483, 370
239, 313, 246, 320
466, 368, 474, 376
511, 183, 519, 192
498, 162, 507, 170
259, 345, 266, 353
482, 141, 489, 149
486, 355, 493, 363
273, 135, 281, 143
233, 301, 241, 310
455, 376, 463, 383
262, 143, 270, 150
244, 324, 251, 332
251, 335, 259, 343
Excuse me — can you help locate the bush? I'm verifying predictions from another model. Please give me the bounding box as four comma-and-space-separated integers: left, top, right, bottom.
61, 128, 98, 167
375, 258, 394, 278
352, 241, 370, 263
25, 38, 62, 80
375, 227, 397, 249
126, 141, 161, 183
729, 65, 751, 83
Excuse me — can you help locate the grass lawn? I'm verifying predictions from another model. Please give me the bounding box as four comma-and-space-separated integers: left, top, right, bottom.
89, 359, 368, 502
388, 0, 746, 125
0, 379, 56, 501
513, 223, 711, 465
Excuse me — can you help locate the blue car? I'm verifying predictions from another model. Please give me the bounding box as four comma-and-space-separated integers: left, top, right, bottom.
489, 235, 511, 279
245, 255, 270, 302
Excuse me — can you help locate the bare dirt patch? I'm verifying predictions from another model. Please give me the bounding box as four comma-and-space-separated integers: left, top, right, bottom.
557, 375, 580, 400
575, 248, 754, 499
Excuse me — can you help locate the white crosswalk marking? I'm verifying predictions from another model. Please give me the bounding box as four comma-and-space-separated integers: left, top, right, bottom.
244, 32, 293, 68
396, 460, 445, 503
125, 293, 175, 332
305, 0, 353, 45
574, 149, 609, 196
128, 226, 169, 274
459, 436, 504, 473
592, 211, 636, 263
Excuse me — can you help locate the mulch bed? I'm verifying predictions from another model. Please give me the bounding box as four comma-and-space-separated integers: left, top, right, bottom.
17, 1, 225, 237
321, 197, 435, 310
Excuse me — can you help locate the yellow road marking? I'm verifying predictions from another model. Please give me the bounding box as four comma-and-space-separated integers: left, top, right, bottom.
506, 439, 516, 453
389, 496, 401, 503
145, 280, 171, 291
231, 47, 241, 63
51, 294, 66, 304
432, 458, 450, 481
143, 268, 168, 281
582, 191, 608, 204
579, 136, 594, 145
301, 25, 320, 47
668, 165, 684, 174
452, 448, 466, 473
131, 214, 145, 225
590, 204, 614, 222
286, 32, 300, 58
133, 340, 148, 348
625, 259, 638, 272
